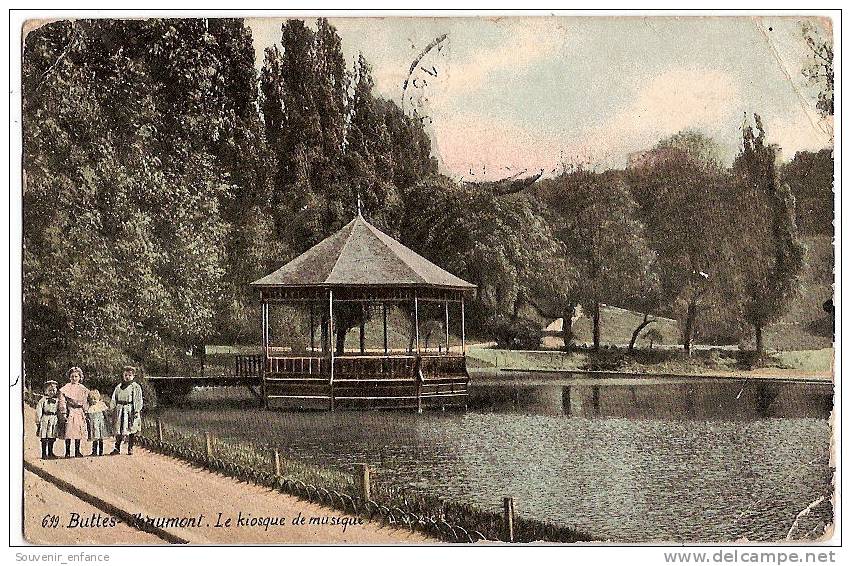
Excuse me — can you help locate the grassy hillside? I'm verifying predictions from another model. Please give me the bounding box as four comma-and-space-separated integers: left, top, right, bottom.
541, 235, 833, 352
762, 235, 834, 351
542, 305, 681, 349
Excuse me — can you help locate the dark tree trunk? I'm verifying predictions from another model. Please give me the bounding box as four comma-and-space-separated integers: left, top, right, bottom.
321, 314, 329, 354
562, 303, 576, 351
336, 326, 347, 355
359, 320, 366, 353
755, 324, 764, 354
592, 301, 601, 351
629, 313, 655, 352
683, 299, 697, 355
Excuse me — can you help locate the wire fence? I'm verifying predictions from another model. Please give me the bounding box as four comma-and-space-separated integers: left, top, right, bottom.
134, 415, 593, 543
24, 390, 593, 543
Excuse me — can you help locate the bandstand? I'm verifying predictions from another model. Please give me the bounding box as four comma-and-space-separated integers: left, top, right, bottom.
250, 212, 476, 411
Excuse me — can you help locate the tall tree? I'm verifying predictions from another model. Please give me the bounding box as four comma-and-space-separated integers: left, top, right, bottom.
379, 98, 438, 190
627, 134, 742, 352
542, 169, 659, 351
781, 149, 834, 236
732, 114, 806, 353
23, 19, 239, 378
343, 54, 401, 233
260, 20, 332, 249
400, 175, 574, 338
258, 20, 438, 353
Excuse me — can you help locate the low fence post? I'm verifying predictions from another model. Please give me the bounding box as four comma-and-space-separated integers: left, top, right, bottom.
503, 496, 515, 543
356, 463, 371, 500
204, 432, 212, 461
156, 418, 163, 443
273, 449, 281, 476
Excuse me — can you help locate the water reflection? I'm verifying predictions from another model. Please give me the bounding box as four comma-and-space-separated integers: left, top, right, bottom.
156, 377, 834, 542
469, 379, 833, 420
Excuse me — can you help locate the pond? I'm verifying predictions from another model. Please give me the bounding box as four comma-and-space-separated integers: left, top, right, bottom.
155, 375, 834, 542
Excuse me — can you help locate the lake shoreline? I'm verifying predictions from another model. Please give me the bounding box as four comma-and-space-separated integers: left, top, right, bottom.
466, 346, 834, 385
470, 368, 833, 385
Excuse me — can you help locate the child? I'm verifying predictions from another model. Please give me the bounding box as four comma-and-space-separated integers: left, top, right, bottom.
110, 366, 143, 455
58, 366, 90, 458
86, 390, 109, 456
35, 381, 59, 459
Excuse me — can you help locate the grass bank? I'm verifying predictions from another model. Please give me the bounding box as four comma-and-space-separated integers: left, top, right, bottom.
466, 345, 834, 380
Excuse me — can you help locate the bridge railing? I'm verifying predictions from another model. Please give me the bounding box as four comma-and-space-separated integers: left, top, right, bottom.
235, 355, 264, 378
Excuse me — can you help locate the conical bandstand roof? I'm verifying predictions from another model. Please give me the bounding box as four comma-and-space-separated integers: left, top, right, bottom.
251, 214, 476, 291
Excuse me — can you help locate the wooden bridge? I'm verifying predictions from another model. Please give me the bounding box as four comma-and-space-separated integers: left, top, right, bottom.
146, 355, 264, 399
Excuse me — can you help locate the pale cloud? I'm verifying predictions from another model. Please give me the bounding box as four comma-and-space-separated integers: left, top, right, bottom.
608, 68, 741, 142
433, 112, 564, 180
246, 16, 834, 177
433, 68, 744, 176
438, 22, 568, 97
571, 68, 743, 165
762, 112, 834, 161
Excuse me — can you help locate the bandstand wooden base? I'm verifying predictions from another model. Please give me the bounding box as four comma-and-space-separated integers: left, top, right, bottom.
261, 354, 469, 411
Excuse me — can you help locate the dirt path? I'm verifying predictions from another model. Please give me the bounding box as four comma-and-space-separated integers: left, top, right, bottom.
24, 470, 164, 545
22, 406, 433, 544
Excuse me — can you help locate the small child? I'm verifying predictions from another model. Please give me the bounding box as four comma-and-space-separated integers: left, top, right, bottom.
86, 390, 110, 456
35, 381, 59, 459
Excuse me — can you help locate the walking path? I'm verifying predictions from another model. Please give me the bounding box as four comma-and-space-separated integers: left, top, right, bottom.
22, 406, 433, 545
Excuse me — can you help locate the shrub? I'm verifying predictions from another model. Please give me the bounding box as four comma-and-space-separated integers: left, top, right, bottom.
491, 318, 542, 350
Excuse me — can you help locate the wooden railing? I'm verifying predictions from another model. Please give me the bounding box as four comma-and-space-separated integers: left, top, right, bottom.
266, 356, 327, 375
264, 354, 467, 380
235, 355, 264, 378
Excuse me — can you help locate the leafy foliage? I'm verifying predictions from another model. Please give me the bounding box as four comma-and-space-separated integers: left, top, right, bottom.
626, 137, 743, 349
258, 21, 437, 350
492, 317, 543, 350
731, 115, 806, 352
539, 169, 659, 349
400, 175, 575, 336
23, 19, 252, 378
781, 149, 834, 236
800, 21, 834, 117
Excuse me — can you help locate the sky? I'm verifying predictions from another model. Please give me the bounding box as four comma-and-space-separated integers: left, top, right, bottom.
246, 16, 834, 181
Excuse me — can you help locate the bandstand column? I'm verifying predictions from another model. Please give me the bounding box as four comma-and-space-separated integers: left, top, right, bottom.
310, 302, 315, 353
414, 295, 420, 353
382, 302, 388, 354
329, 289, 335, 411
359, 302, 366, 353
261, 299, 269, 408
444, 300, 450, 353
461, 297, 466, 354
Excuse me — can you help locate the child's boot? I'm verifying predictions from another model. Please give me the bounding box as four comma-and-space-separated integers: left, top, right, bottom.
40, 439, 48, 459
110, 437, 122, 455
127, 434, 135, 455
64, 439, 72, 458
74, 439, 81, 457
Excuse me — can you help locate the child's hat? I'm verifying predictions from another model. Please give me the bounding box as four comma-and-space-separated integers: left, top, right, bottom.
44, 380, 58, 386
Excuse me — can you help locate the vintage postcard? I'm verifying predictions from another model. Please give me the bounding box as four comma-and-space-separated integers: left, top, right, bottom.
11, 10, 838, 553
